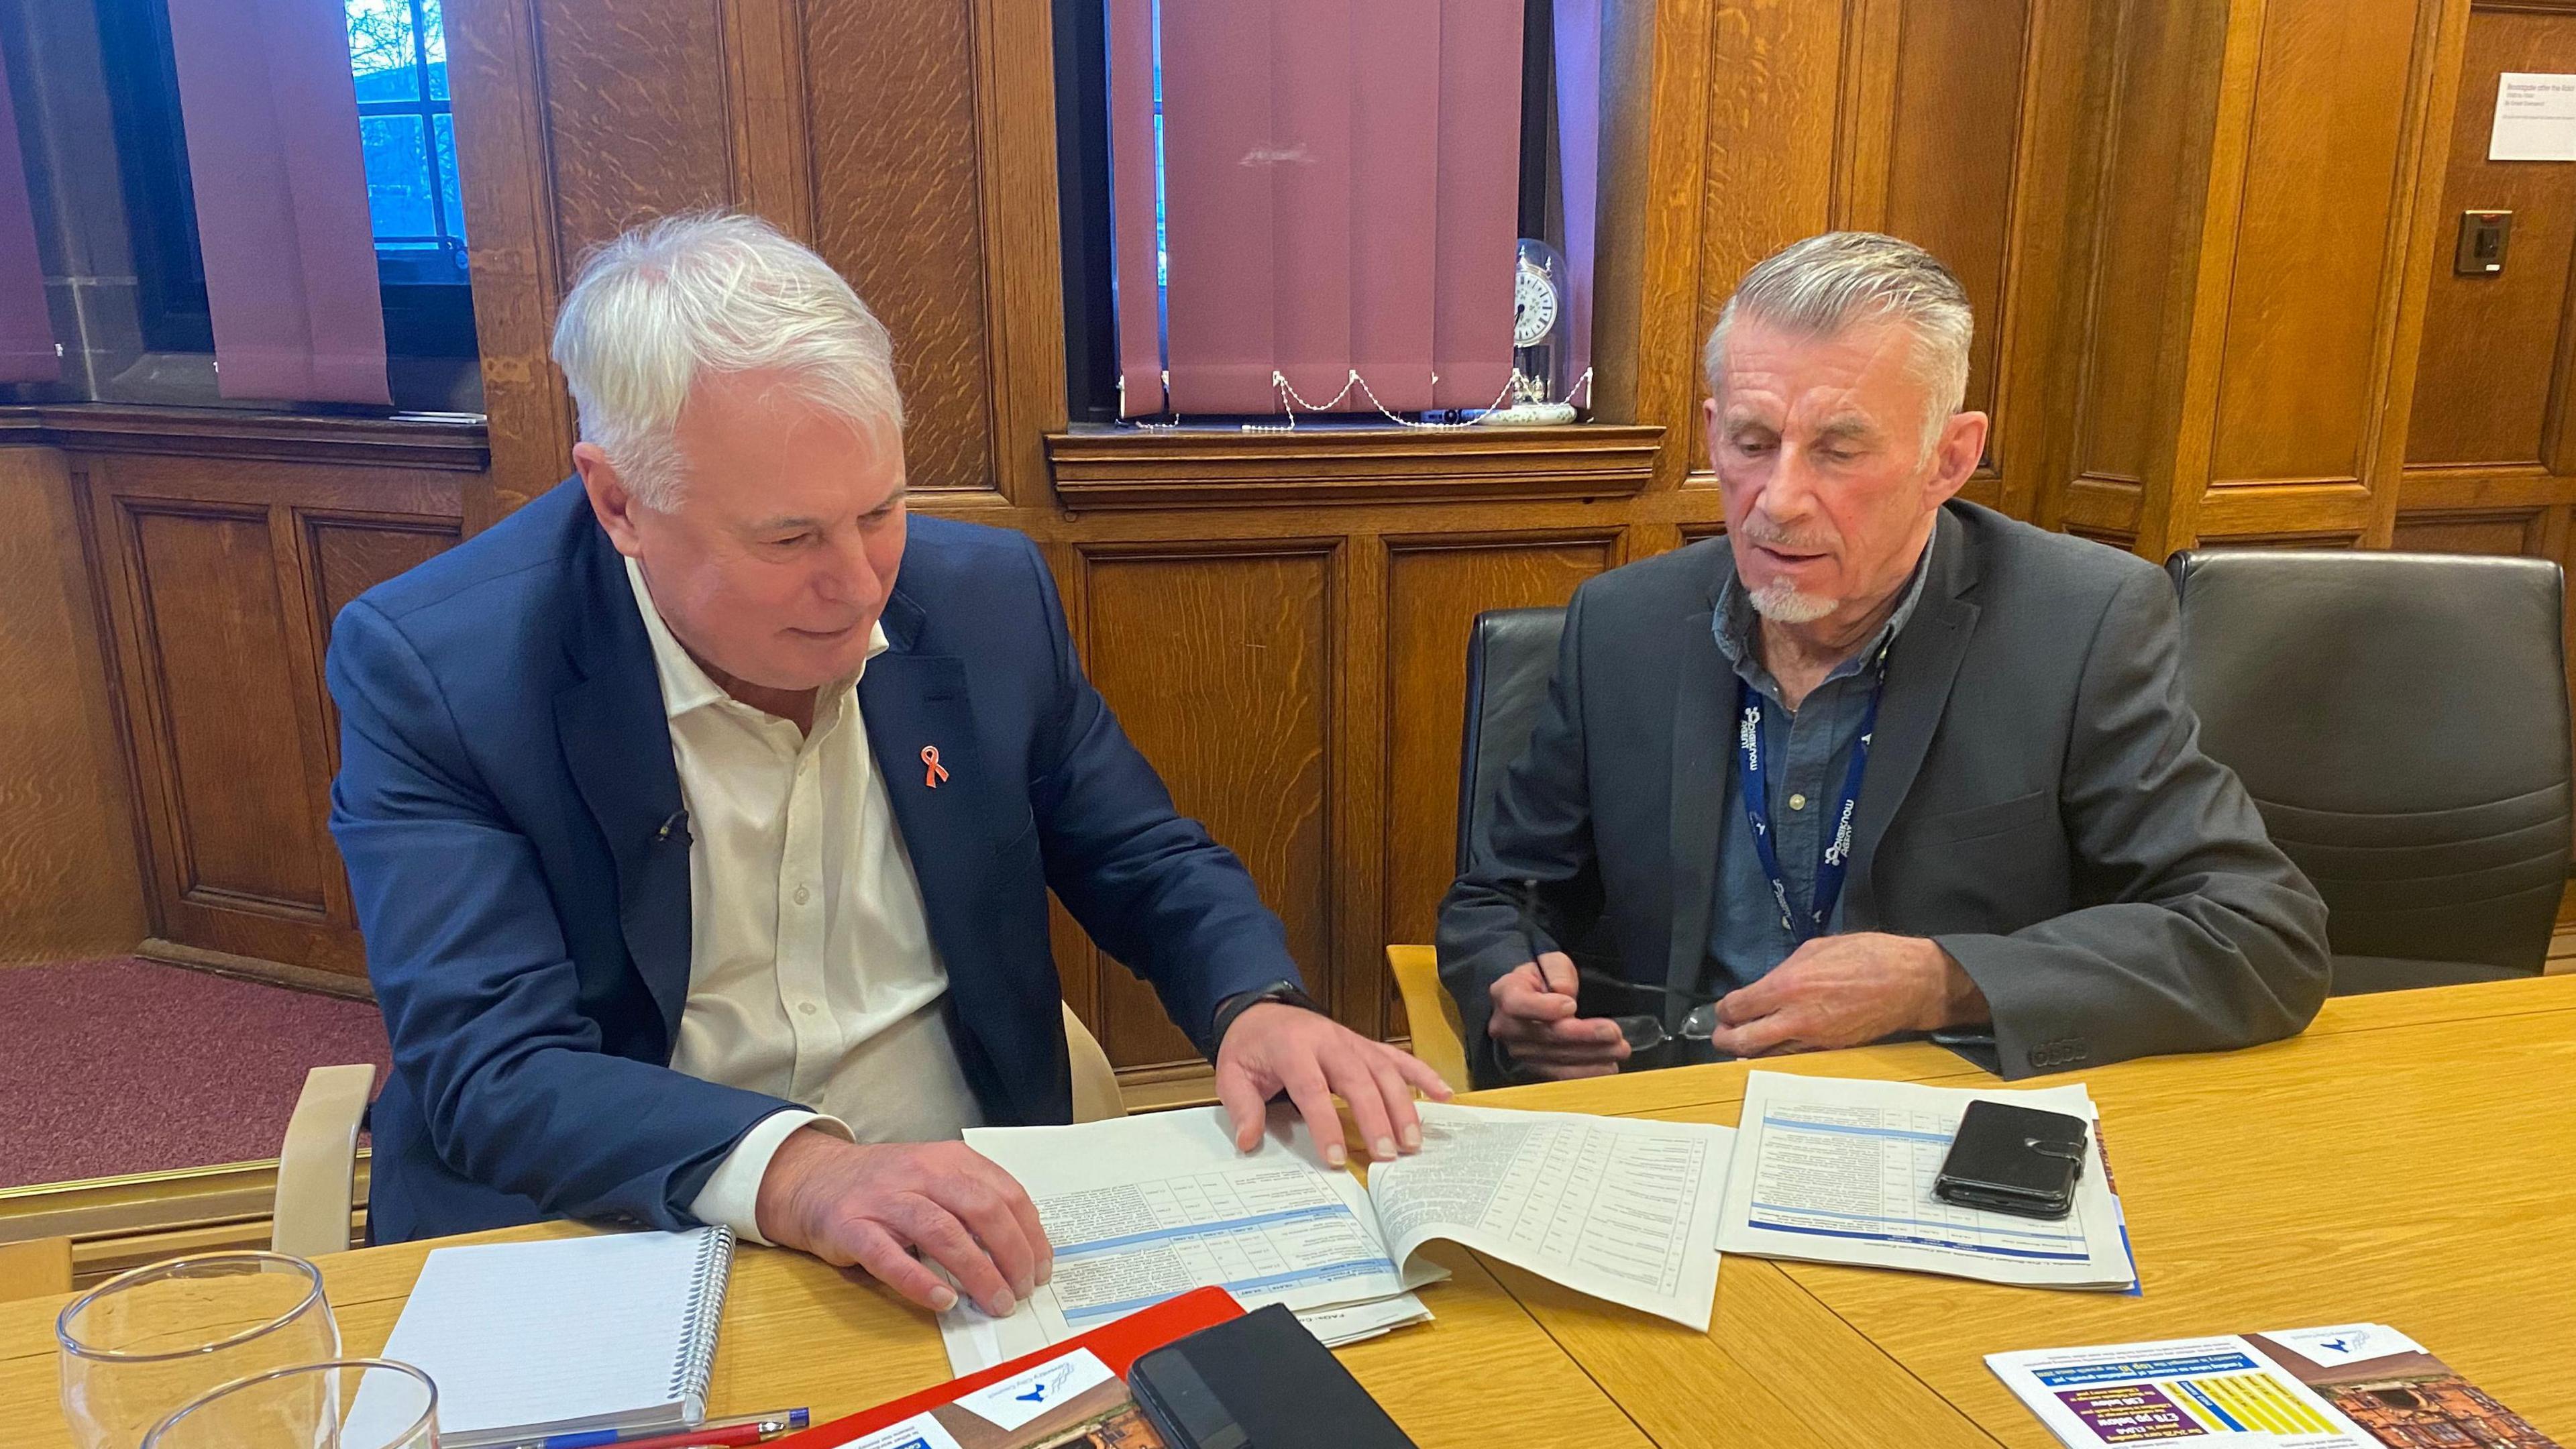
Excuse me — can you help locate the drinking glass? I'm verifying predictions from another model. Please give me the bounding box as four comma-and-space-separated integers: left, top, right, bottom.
57, 1252, 341, 1449
142, 1359, 438, 1449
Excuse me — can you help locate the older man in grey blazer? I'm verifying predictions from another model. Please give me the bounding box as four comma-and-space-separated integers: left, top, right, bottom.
1438, 232, 2328, 1088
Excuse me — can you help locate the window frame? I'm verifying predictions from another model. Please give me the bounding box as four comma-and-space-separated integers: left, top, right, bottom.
93, 0, 480, 362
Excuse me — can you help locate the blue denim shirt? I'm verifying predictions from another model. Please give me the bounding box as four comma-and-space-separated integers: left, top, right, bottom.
1703, 537, 1934, 994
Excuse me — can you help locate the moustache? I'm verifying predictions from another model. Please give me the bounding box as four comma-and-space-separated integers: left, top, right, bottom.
1737, 523, 1835, 553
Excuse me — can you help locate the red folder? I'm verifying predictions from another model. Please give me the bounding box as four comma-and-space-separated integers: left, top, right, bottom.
766, 1287, 1245, 1449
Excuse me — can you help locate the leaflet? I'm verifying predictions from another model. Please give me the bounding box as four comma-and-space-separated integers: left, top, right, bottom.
1989, 1324, 2561, 1448
1714, 1071, 2135, 1289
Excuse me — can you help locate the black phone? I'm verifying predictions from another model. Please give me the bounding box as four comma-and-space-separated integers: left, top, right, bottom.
1932, 1099, 2089, 1220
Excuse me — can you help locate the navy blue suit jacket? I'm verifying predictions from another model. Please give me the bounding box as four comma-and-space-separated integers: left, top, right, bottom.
327, 480, 1300, 1244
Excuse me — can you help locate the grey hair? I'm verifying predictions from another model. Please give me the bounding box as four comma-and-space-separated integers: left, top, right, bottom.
1701, 231, 1973, 445
550, 211, 904, 508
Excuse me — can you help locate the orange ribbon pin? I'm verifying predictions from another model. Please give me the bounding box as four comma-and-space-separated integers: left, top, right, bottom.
921, 745, 949, 789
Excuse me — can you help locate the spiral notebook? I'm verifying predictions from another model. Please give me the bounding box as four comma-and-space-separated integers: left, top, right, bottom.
358, 1226, 735, 1449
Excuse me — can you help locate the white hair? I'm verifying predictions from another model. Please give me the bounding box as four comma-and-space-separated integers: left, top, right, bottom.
1701, 231, 1974, 449
550, 211, 904, 509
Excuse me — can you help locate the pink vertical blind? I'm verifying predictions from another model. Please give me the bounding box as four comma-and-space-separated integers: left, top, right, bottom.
164, 0, 389, 405
1113, 0, 1525, 418
0, 40, 60, 383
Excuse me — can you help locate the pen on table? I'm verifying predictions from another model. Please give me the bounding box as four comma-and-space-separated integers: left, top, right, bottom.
506, 1408, 810, 1449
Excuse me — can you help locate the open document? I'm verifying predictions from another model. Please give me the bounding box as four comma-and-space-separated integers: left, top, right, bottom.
1714, 1071, 2136, 1289
941, 1101, 1732, 1373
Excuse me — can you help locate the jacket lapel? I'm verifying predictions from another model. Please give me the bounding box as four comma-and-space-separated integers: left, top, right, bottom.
554, 523, 694, 1038
1664, 562, 1735, 1009
1843, 506, 1980, 927
859, 590, 1046, 1120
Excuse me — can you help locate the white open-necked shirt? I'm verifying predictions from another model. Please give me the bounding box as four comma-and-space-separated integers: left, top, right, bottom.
624, 556, 984, 1240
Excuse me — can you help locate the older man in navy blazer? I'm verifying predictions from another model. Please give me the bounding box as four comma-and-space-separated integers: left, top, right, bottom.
327, 213, 1446, 1319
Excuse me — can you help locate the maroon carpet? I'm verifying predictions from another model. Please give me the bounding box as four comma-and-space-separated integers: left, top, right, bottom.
0, 958, 392, 1189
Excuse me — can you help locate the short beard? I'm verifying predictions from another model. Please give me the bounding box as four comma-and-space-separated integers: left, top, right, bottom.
1748, 578, 1837, 624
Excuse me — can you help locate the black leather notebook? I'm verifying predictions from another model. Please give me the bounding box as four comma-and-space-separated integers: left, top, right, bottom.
1128, 1303, 1419, 1449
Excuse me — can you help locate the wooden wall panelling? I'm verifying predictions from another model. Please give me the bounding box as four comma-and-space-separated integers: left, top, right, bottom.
2204, 1, 2428, 492
2404, 2, 2576, 516
2391, 507, 2558, 555
1066, 541, 1340, 1069
1624, 0, 2080, 513
1377, 535, 1619, 1033
806, 0, 1001, 501
1596, 0, 1712, 491
0, 447, 146, 963
2408, 7, 2576, 472
1984, 0, 2104, 525
80, 450, 469, 979
2053, 0, 2231, 546
2053, 0, 2469, 556
451, 0, 1071, 515
445, 0, 576, 517
720, 0, 816, 243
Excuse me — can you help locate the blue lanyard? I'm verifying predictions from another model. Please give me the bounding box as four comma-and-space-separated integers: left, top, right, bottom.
1734, 645, 1889, 942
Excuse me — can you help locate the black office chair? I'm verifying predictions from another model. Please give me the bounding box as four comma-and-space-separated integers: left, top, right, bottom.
2167, 549, 2572, 992
1454, 607, 1568, 873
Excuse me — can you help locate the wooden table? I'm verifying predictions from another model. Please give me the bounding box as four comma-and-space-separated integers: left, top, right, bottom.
1476, 974, 2576, 1447
1, 976, 2567, 1446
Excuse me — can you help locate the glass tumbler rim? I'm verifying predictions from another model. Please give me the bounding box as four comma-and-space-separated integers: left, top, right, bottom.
55, 1251, 329, 1365
138, 1356, 437, 1449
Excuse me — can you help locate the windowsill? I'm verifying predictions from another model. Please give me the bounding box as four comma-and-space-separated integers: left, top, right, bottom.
1044, 420, 1662, 511
0, 401, 488, 471
93, 350, 485, 415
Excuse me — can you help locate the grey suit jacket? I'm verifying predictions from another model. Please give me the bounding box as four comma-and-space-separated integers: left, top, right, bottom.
1437, 501, 2330, 1086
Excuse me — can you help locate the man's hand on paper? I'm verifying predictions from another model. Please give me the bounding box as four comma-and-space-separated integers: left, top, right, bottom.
1485, 951, 1631, 1081
1705, 932, 1988, 1057
753, 1127, 1051, 1318
1214, 1002, 1454, 1167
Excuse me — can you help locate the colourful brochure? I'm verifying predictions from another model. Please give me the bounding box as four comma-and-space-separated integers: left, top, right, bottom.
1988, 1323, 2557, 1447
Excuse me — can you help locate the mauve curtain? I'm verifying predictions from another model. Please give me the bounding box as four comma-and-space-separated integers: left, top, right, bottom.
1116, 0, 1523, 417
165, 0, 389, 404
0, 38, 60, 382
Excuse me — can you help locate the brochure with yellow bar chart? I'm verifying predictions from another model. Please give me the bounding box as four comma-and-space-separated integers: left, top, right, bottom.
1988, 1324, 2560, 1448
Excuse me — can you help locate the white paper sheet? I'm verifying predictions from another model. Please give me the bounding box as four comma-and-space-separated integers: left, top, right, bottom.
1714, 1072, 2135, 1289
1363, 1102, 1732, 1331
2493, 72, 2576, 162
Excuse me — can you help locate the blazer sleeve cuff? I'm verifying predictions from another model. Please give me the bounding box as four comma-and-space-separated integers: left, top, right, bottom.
1932, 932, 2098, 1079
686, 1109, 854, 1244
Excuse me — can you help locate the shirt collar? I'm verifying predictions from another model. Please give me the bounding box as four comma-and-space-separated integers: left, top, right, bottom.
1713, 525, 1937, 678
623, 554, 888, 722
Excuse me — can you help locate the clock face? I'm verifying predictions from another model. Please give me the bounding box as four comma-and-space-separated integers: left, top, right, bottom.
1514, 264, 1559, 347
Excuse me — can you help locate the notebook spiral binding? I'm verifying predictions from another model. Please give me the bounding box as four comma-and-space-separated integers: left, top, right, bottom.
667, 1225, 737, 1415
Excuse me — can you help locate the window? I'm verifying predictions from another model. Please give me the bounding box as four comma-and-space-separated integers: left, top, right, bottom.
1052, 0, 1561, 426
95, 0, 478, 360
347, 0, 469, 288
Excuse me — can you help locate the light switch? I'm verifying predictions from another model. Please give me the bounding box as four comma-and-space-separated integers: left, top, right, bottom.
2457, 209, 2512, 276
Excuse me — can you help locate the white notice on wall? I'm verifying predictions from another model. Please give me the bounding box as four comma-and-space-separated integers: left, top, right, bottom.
2492, 72, 2576, 161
